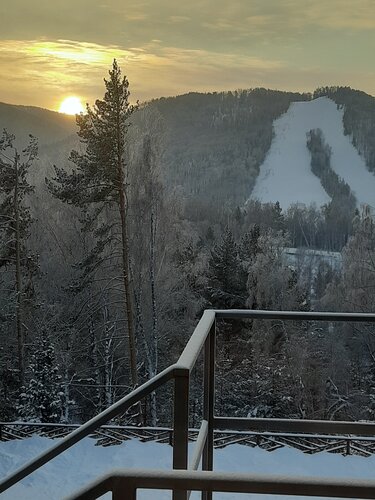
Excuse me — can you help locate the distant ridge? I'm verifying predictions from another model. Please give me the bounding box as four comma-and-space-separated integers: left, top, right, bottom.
0, 101, 75, 147
2, 87, 375, 216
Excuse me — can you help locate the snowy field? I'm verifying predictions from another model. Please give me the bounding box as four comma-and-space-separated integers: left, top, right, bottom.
251, 97, 375, 210
1, 436, 375, 499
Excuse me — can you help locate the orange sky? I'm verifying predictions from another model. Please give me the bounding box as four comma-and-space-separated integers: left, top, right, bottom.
0, 0, 374, 110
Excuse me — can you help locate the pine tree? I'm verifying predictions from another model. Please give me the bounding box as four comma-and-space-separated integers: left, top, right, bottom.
0, 130, 39, 383
47, 60, 139, 391
239, 224, 261, 265
18, 332, 63, 422
205, 229, 245, 308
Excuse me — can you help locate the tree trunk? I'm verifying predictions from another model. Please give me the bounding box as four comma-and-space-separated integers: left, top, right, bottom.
90, 306, 102, 412
115, 102, 138, 392
134, 288, 157, 426
118, 185, 138, 389
115, 102, 141, 423
103, 295, 113, 408
149, 209, 158, 425
14, 154, 24, 384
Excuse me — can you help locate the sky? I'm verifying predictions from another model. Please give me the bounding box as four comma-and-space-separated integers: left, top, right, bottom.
0, 0, 374, 111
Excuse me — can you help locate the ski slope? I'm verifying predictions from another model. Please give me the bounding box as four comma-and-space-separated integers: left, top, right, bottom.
1, 436, 375, 499
251, 97, 375, 210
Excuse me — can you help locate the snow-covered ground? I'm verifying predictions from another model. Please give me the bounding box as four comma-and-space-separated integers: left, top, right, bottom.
251, 97, 375, 210
1, 436, 375, 499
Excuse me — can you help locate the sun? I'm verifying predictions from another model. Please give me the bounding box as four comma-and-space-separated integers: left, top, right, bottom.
59, 96, 85, 115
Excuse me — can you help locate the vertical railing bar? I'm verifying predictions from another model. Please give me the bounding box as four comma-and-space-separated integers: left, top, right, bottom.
202, 334, 210, 461
173, 369, 190, 500
202, 319, 216, 500
113, 477, 136, 500
189, 420, 208, 471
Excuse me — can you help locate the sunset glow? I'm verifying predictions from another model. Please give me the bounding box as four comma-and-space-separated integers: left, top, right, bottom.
59, 96, 84, 115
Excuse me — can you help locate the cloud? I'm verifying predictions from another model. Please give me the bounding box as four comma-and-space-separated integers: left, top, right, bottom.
300, 0, 375, 31
0, 1, 374, 108
168, 16, 190, 23
199, 0, 375, 42
0, 38, 285, 109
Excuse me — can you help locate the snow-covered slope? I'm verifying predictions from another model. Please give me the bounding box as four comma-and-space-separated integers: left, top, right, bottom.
251, 97, 375, 210
1, 436, 375, 499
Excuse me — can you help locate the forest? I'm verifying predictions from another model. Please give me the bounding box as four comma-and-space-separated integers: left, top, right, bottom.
1, 62, 375, 426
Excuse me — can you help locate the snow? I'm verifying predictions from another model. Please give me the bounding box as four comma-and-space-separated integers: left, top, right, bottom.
283, 247, 342, 270
250, 97, 375, 210
1, 436, 375, 499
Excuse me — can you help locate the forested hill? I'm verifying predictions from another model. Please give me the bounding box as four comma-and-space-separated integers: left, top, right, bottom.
146, 89, 309, 218
2, 86, 375, 218
0, 101, 75, 147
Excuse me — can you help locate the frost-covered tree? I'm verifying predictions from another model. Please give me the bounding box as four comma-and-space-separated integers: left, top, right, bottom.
18, 332, 63, 422
247, 230, 307, 311
220, 230, 309, 418
0, 130, 39, 383
205, 228, 246, 309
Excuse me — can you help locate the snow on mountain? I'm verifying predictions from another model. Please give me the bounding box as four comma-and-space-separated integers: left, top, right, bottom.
250, 97, 375, 210
1, 436, 375, 499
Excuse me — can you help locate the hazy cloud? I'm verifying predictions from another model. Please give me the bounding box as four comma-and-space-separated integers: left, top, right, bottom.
0, 39, 287, 109
0, 1, 374, 108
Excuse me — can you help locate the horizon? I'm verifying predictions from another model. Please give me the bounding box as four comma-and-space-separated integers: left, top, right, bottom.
2, 84, 375, 114
1, 1, 374, 111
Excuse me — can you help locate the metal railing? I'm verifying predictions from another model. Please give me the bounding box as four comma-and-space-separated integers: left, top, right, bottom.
2, 309, 375, 500
66, 469, 375, 500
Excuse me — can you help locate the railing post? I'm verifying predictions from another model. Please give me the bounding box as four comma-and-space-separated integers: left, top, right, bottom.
202, 319, 216, 500
113, 478, 136, 500
346, 439, 351, 456
173, 368, 190, 500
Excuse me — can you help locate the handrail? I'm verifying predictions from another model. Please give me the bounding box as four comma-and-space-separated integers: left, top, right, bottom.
215, 416, 375, 436
216, 309, 375, 321
0, 310, 218, 494
66, 469, 375, 499
0, 310, 216, 495
0, 365, 176, 494
177, 310, 215, 370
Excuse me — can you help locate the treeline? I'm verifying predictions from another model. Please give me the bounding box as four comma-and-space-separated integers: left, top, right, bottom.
192, 211, 375, 421
231, 199, 356, 252
178, 211, 375, 421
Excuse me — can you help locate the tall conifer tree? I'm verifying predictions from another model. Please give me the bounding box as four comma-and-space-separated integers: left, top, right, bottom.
47, 60, 139, 390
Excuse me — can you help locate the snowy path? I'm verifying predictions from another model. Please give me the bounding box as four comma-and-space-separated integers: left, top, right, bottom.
251, 97, 375, 210
1, 436, 375, 499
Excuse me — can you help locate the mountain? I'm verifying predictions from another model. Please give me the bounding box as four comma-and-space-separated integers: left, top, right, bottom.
1, 86, 375, 218
147, 89, 310, 220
